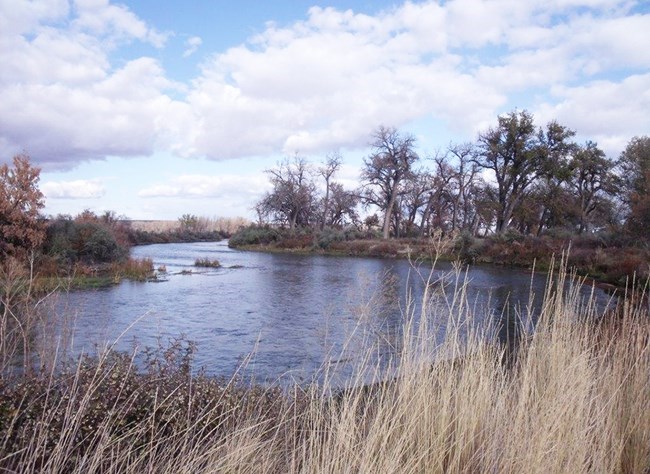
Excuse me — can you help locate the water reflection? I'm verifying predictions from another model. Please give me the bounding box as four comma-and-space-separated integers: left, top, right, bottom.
53, 241, 611, 384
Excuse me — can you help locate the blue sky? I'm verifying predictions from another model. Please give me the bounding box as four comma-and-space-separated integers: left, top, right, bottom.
1, 0, 649, 220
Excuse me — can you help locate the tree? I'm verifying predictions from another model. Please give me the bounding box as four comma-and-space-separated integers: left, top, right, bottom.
618, 136, 650, 237
0, 154, 45, 261
318, 153, 342, 230
533, 121, 576, 234
569, 141, 616, 234
178, 214, 205, 233
257, 157, 317, 229
396, 169, 431, 237
441, 143, 482, 233
419, 158, 454, 236
360, 126, 419, 239
324, 182, 359, 227
474, 110, 575, 233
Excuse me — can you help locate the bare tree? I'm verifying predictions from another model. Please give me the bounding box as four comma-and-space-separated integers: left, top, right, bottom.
360, 126, 419, 239
257, 157, 317, 229
318, 152, 342, 230
443, 143, 482, 233
397, 169, 432, 237
326, 182, 359, 228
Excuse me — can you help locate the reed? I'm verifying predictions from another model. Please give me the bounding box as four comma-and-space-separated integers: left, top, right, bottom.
1, 258, 648, 473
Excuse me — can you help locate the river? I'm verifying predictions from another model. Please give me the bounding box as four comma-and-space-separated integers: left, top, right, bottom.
54, 241, 612, 384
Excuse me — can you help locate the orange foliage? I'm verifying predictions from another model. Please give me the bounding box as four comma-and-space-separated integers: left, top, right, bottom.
0, 154, 45, 261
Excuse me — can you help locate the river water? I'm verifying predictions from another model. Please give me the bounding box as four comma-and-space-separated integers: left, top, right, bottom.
54, 241, 612, 384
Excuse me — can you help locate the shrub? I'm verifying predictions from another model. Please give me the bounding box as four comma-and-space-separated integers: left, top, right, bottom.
316, 228, 345, 249
194, 258, 221, 268
0, 338, 288, 472
79, 223, 127, 263
43, 213, 129, 268
112, 258, 155, 281
228, 225, 281, 247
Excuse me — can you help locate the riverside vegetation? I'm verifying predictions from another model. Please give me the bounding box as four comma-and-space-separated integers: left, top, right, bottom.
228, 224, 649, 290
234, 113, 649, 290
1, 113, 649, 471
0, 252, 648, 473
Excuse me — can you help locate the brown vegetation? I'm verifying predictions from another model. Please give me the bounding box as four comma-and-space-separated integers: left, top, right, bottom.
0, 264, 648, 473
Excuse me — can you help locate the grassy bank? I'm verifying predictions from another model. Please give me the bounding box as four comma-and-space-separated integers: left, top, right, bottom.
228, 225, 650, 289
31, 257, 157, 292
1, 264, 648, 473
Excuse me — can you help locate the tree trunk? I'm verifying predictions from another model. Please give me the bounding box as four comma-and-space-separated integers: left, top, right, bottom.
382, 191, 398, 239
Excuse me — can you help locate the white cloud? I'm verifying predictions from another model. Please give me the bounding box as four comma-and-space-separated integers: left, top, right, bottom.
535, 73, 650, 156
1, 0, 649, 169
182, 0, 649, 159
138, 174, 271, 199
183, 36, 202, 57
0, 0, 178, 168
72, 0, 169, 48
42, 179, 106, 199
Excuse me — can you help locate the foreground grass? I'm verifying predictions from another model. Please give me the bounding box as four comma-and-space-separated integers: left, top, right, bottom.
1, 267, 648, 473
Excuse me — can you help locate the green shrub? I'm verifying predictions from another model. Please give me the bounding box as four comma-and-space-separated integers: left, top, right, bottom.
43, 216, 129, 266
79, 223, 127, 263
228, 225, 281, 247
317, 228, 345, 249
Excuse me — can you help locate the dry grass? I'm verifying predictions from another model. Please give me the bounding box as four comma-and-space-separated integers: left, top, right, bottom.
130, 216, 250, 236
1, 258, 648, 473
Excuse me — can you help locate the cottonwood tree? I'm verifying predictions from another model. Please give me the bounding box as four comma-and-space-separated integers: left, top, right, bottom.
441, 143, 482, 233
474, 110, 575, 233
0, 154, 45, 261
257, 157, 317, 229
533, 121, 576, 234
396, 169, 431, 237
324, 182, 359, 227
569, 141, 617, 234
361, 126, 419, 239
618, 136, 650, 237
319, 152, 342, 230
418, 162, 454, 236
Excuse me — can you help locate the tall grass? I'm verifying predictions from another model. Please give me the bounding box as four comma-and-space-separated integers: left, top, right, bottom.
1, 260, 648, 473
130, 217, 250, 236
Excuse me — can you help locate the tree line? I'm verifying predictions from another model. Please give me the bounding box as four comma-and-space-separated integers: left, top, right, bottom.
255, 110, 649, 240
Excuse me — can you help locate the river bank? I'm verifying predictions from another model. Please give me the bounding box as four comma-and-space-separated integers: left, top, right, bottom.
228, 226, 649, 291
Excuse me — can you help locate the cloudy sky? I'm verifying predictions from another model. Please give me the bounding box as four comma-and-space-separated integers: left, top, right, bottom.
1, 0, 649, 220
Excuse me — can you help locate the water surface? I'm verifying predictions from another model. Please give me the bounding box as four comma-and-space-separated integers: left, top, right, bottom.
56, 241, 610, 384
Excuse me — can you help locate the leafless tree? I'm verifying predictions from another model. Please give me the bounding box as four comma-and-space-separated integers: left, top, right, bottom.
325, 182, 359, 228
444, 143, 482, 232
360, 126, 419, 239
318, 152, 342, 230
396, 169, 431, 237
257, 157, 317, 229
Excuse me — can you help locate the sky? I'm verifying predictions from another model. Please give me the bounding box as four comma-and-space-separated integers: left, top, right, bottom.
1, 0, 649, 220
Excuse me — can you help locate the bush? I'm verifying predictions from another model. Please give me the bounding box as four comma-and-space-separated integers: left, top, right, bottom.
113, 258, 155, 281
0, 338, 287, 472
194, 258, 221, 268
228, 225, 281, 247
43, 215, 129, 267
316, 228, 345, 249
79, 223, 127, 263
